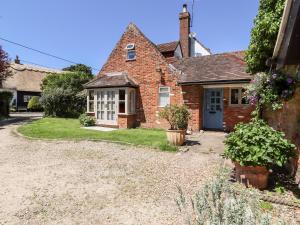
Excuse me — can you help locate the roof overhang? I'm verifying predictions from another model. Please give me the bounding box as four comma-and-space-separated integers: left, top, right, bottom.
273, 0, 300, 69
85, 85, 139, 89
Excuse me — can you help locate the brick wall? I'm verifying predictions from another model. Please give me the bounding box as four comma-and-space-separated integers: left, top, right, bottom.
223, 88, 254, 132
118, 114, 137, 129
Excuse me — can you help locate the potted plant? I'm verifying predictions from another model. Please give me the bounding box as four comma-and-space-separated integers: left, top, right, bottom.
159, 104, 190, 146
224, 119, 295, 190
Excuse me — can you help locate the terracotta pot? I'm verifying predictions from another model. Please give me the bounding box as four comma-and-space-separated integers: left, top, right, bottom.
234, 162, 269, 190
166, 129, 186, 146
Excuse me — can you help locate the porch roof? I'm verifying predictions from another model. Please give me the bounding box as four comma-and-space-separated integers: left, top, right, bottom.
84, 74, 138, 89
173, 51, 252, 85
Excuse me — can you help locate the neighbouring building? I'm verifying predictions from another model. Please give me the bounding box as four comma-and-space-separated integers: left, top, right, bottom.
265, 0, 300, 177
84, 4, 254, 131
0, 56, 62, 111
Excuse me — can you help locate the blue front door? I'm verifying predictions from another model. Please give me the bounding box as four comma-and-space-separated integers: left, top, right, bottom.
203, 89, 223, 130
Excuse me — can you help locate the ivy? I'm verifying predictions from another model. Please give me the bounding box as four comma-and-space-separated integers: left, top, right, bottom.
245, 0, 285, 74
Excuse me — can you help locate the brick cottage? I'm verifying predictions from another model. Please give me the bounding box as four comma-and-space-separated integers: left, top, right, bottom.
84, 4, 254, 131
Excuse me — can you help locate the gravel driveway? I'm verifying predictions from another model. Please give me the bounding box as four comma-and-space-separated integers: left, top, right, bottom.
0, 122, 223, 225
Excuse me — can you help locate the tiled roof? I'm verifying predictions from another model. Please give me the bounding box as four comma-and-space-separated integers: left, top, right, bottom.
84, 73, 138, 89
173, 51, 252, 84
157, 41, 179, 53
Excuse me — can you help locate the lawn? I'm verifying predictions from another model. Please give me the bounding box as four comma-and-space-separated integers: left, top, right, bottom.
18, 118, 177, 151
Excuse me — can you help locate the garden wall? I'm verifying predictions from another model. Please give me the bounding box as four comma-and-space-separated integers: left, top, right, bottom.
263, 87, 300, 178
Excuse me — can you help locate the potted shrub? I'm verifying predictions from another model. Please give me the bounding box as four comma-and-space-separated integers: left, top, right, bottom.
224, 119, 295, 190
159, 104, 190, 146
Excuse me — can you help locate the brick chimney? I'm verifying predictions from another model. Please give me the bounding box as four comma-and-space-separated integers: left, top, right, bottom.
179, 4, 191, 58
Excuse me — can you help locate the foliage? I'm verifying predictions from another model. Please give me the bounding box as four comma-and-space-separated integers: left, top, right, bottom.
224, 119, 295, 167
259, 201, 274, 211
63, 64, 93, 75
159, 105, 190, 130
18, 118, 174, 151
245, 0, 285, 74
27, 96, 43, 111
40, 88, 86, 118
246, 72, 297, 111
0, 46, 12, 87
41, 72, 92, 118
79, 113, 96, 127
0, 91, 13, 117
176, 168, 296, 225
42, 72, 92, 92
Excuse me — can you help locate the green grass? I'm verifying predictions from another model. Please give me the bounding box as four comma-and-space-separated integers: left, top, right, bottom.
18, 118, 178, 151
259, 201, 273, 211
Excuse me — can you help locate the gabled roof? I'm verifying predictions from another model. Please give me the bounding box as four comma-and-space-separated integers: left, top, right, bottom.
2, 63, 63, 92
173, 51, 252, 85
157, 41, 179, 53
84, 73, 138, 89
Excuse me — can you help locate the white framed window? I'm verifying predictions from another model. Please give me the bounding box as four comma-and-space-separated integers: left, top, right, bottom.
118, 88, 136, 115
128, 89, 136, 114
230, 88, 249, 105
158, 86, 170, 107
87, 90, 95, 112
126, 43, 136, 61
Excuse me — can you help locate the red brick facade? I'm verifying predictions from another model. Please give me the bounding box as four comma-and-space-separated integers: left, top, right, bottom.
88, 24, 253, 131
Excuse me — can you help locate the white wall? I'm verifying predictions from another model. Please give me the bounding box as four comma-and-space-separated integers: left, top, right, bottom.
190, 37, 211, 57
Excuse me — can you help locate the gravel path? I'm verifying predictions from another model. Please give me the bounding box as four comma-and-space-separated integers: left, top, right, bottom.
0, 122, 223, 225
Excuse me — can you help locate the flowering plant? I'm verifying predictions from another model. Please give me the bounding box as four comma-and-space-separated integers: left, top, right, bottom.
246, 72, 296, 111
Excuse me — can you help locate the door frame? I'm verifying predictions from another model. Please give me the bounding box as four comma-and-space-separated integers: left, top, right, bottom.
202, 88, 224, 130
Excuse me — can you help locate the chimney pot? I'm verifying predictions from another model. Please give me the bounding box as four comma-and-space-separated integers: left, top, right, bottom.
182, 4, 187, 13
14, 55, 20, 64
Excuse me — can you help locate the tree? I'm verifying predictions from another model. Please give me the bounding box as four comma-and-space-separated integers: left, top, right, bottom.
0, 46, 12, 87
245, 0, 285, 74
63, 63, 93, 75
40, 71, 92, 118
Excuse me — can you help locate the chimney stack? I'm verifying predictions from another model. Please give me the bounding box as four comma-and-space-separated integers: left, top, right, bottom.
14, 55, 20, 64
179, 4, 191, 58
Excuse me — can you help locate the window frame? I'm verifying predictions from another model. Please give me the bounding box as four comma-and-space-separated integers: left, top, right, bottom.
126, 43, 136, 61
23, 95, 32, 103
229, 88, 249, 106
158, 86, 171, 107
118, 88, 136, 115
87, 90, 95, 113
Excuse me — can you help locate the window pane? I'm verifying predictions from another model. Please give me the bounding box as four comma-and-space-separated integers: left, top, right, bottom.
159, 93, 170, 107
89, 90, 94, 100
119, 102, 125, 113
231, 89, 239, 104
127, 50, 136, 60
89, 102, 94, 112
119, 90, 125, 101
159, 87, 169, 93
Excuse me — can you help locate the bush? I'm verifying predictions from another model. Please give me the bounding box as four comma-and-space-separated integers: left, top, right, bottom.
159, 105, 190, 130
27, 96, 43, 111
0, 91, 12, 117
79, 113, 95, 127
40, 71, 92, 118
41, 88, 86, 118
224, 119, 295, 167
176, 168, 296, 225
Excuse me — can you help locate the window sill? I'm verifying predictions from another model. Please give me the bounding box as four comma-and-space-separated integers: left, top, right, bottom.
126, 58, 136, 62
118, 113, 136, 116
229, 104, 250, 107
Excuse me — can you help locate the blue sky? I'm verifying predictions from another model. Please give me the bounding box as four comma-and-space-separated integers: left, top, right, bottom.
1, 0, 259, 74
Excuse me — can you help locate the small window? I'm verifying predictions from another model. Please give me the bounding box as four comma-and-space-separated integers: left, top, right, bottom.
230, 88, 249, 105
159, 86, 170, 107
88, 90, 94, 112
23, 95, 32, 103
119, 89, 126, 113
127, 50, 136, 60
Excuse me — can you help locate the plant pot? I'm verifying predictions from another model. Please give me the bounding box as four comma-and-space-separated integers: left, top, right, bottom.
166, 129, 186, 146
234, 162, 269, 190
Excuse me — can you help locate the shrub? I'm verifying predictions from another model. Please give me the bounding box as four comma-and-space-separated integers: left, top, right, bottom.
176, 168, 296, 225
224, 119, 295, 167
159, 105, 190, 130
41, 88, 86, 118
79, 113, 95, 127
0, 91, 12, 117
27, 96, 43, 111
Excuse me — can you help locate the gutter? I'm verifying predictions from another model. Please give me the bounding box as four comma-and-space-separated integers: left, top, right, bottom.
177, 79, 251, 86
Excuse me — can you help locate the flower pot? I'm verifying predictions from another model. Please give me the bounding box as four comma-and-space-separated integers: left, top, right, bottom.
234, 162, 269, 190
166, 129, 186, 146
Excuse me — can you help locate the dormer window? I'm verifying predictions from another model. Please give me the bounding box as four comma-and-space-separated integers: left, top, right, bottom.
126, 43, 136, 61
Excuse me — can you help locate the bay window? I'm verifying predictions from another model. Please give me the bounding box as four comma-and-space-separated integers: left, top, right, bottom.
87, 90, 95, 112
118, 88, 136, 115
